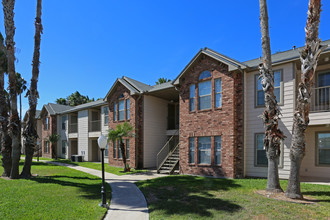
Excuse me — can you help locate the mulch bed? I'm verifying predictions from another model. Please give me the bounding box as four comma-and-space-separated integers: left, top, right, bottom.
255, 190, 318, 204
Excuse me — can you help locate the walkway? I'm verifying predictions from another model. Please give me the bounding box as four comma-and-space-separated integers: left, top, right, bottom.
45, 161, 167, 220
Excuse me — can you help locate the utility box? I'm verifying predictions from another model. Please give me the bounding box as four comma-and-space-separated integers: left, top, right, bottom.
71, 155, 83, 162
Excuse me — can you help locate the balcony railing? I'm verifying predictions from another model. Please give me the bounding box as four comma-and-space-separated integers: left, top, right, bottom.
89, 120, 101, 132
69, 123, 78, 133
311, 85, 330, 112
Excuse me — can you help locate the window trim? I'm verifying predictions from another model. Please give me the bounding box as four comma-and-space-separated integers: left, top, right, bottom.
189, 84, 196, 112
254, 133, 284, 168
197, 136, 212, 165
61, 115, 67, 130
315, 131, 330, 167
255, 69, 284, 108
214, 136, 222, 166
114, 102, 117, 121
214, 78, 222, 109
104, 106, 109, 126
45, 117, 50, 130
198, 80, 212, 111
188, 137, 195, 164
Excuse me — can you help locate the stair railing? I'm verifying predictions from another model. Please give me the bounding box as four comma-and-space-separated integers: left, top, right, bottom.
157, 130, 179, 172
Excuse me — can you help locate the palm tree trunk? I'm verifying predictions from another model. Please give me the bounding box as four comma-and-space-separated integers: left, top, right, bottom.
286, 0, 327, 199
20, 0, 42, 178
3, 0, 21, 179
0, 64, 12, 177
259, 0, 285, 192
120, 141, 127, 172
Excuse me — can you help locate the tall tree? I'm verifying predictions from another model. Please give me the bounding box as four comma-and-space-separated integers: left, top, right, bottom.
155, 77, 170, 85
108, 122, 134, 172
0, 32, 12, 177
286, 0, 327, 199
15, 72, 27, 121
3, 0, 21, 179
55, 98, 67, 105
46, 134, 60, 159
21, 0, 43, 178
56, 91, 94, 106
259, 0, 285, 192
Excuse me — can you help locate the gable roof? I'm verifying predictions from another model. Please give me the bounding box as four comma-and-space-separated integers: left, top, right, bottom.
61, 99, 107, 114
40, 103, 73, 118
243, 39, 330, 69
173, 48, 247, 85
123, 76, 153, 92
22, 110, 41, 122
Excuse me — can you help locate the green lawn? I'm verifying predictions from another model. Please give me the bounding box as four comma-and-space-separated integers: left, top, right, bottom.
52, 158, 147, 176
136, 176, 330, 220
0, 160, 111, 220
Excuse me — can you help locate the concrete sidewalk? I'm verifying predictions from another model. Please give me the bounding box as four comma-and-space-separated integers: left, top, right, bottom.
45, 161, 166, 220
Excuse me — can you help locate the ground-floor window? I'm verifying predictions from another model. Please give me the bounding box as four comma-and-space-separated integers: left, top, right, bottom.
105, 143, 109, 157
189, 137, 195, 163
126, 139, 129, 159
62, 140, 67, 154
255, 133, 267, 166
317, 132, 330, 165
214, 136, 221, 165
113, 141, 117, 158
198, 137, 211, 164
44, 141, 49, 153
118, 141, 122, 159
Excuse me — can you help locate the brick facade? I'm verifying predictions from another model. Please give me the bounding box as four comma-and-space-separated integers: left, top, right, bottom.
107, 83, 144, 169
41, 113, 57, 158
178, 55, 244, 178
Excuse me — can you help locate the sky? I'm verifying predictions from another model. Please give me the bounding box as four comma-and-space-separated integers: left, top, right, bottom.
0, 0, 330, 115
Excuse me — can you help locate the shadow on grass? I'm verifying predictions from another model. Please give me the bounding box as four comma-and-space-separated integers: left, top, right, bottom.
303, 191, 330, 202
29, 174, 110, 201
136, 175, 242, 218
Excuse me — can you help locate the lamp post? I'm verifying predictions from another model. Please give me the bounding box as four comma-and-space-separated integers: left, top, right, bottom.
98, 134, 108, 208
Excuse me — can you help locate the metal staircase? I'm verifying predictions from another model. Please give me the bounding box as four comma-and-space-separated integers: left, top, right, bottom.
157, 132, 179, 174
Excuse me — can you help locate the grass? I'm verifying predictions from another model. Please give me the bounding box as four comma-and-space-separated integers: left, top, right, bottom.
52, 158, 147, 176
0, 159, 111, 220
136, 176, 330, 220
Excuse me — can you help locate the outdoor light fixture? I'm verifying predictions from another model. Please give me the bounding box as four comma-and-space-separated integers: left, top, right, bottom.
98, 134, 108, 208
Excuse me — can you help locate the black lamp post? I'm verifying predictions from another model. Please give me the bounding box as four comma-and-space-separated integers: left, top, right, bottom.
98, 135, 108, 208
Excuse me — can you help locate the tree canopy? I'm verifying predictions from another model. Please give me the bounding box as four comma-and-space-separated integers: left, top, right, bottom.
155, 77, 170, 85
56, 91, 95, 106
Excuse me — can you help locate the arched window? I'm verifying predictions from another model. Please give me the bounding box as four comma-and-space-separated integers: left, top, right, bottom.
119, 93, 124, 99
199, 71, 211, 80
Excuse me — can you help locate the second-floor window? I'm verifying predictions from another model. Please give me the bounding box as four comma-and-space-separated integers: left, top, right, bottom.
126, 99, 130, 120
104, 106, 109, 125
45, 117, 49, 130
118, 100, 125, 121
114, 103, 117, 121
189, 85, 195, 111
113, 98, 130, 121
256, 70, 282, 107
62, 115, 67, 130
198, 80, 211, 110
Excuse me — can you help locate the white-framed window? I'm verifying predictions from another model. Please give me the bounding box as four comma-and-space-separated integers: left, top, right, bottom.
215, 78, 222, 108
316, 132, 330, 165
316, 72, 330, 106
114, 102, 117, 121
105, 143, 109, 157
198, 137, 211, 164
189, 85, 195, 111
256, 70, 282, 107
255, 133, 267, 166
214, 136, 221, 165
61, 115, 67, 130
113, 141, 117, 158
44, 141, 49, 153
126, 139, 129, 159
126, 99, 130, 120
104, 106, 109, 125
45, 117, 49, 130
198, 80, 212, 110
189, 137, 195, 163
118, 141, 122, 159
62, 140, 67, 154
118, 100, 125, 121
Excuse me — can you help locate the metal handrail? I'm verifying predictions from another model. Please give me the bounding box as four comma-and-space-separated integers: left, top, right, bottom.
311, 85, 330, 112
157, 130, 179, 171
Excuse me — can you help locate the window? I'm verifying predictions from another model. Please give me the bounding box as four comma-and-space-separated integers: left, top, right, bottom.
215, 136, 221, 165
113, 141, 117, 158
198, 80, 211, 110
126, 139, 129, 159
256, 70, 282, 106
62, 140, 67, 154
317, 72, 330, 106
199, 70, 211, 80
317, 132, 330, 165
118, 100, 125, 121
189, 137, 195, 163
189, 85, 195, 111
126, 99, 130, 120
114, 103, 117, 121
105, 143, 109, 157
61, 115, 67, 130
255, 134, 267, 166
215, 78, 222, 108
44, 141, 49, 153
104, 106, 109, 125
118, 141, 122, 159
45, 117, 49, 130
198, 137, 211, 164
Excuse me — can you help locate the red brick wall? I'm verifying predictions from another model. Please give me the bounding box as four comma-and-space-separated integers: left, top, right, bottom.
107, 83, 144, 169
178, 55, 244, 178
41, 114, 57, 158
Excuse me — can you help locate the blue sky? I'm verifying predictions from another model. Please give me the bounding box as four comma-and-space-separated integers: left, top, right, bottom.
0, 0, 330, 115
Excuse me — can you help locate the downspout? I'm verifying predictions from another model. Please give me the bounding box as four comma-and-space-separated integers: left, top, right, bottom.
238, 67, 246, 178
135, 94, 142, 169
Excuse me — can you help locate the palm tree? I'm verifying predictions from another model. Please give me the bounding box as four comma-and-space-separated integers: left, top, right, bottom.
155, 77, 170, 85
15, 72, 27, 122
3, 0, 21, 179
21, 0, 43, 178
258, 0, 285, 192
108, 122, 135, 172
56, 98, 67, 105
0, 32, 12, 177
286, 0, 327, 199
46, 134, 60, 159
